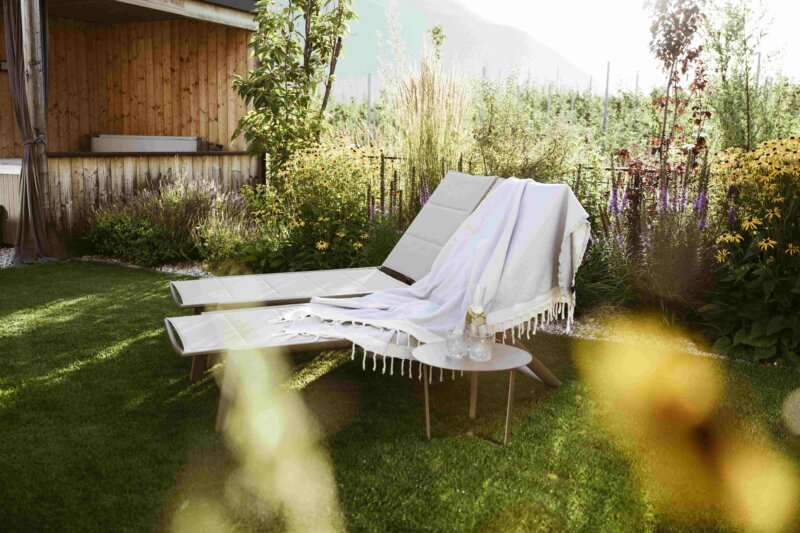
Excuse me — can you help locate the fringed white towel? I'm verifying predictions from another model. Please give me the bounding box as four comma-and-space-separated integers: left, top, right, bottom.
277, 178, 590, 365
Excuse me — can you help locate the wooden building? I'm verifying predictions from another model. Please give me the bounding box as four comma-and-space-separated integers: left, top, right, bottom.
0, 0, 260, 244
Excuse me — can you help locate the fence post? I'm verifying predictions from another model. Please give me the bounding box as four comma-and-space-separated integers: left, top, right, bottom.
367, 73, 373, 141
379, 153, 386, 214
458, 154, 463, 173
441, 157, 445, 179
602, 61, 610, 134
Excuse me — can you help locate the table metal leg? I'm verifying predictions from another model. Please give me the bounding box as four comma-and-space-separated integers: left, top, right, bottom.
504, 370, 516, 445
423, 364, 431, 440
469, 371, 479, 419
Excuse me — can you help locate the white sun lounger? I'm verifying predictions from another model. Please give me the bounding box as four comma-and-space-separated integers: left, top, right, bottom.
165, 304, 561, 386
169, 171, 501, 312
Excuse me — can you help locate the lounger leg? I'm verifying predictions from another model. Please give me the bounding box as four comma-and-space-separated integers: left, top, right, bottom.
513, 339, 561, 388
190, 354, 209, 383
504, 370, 516, 445
423, 364, 431, 440
469, 372, 479, 419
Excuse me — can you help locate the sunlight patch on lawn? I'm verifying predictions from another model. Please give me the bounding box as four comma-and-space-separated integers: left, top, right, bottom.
0, 296, 95, 338
1, 327, 163, 401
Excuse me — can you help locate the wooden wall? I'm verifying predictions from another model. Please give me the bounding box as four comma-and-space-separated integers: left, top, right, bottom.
0, 16, 24, 158
0, 15, 252, 158
46, 153, 259, 234
0, 170, 20, 244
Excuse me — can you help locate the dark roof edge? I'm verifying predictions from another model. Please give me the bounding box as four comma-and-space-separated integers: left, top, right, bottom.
200, 0, 257, 13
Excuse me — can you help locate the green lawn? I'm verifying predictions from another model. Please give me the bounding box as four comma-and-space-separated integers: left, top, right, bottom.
1, 262, 798, 532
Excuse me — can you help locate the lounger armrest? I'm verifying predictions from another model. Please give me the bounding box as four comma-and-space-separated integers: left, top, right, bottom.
164, 318, 187, 356
169, 282, 184, 307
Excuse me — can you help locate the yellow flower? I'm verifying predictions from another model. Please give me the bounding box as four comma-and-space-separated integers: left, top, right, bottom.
741, 217, 762, 231
786, 243, 799, 256
766, 207, 781, 220
716, 233, 744, 244
315, 241, 329, 251
758, 238, 777, 251
359, 233, 369, 240
353, 241, 364, 249
299, 220, 306, 227
336, 231, 346, 238
715, 249, 730, 263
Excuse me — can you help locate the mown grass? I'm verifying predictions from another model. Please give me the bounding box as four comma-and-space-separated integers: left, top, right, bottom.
1, 262, 798, 532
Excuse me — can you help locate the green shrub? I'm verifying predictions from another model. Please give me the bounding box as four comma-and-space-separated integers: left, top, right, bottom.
574, 239, 636, 313
87, 169, 250, 267
234, 144, 378, 273
362, 214, 401, 267
703, 137, 800, 364
87, 213, 175, 267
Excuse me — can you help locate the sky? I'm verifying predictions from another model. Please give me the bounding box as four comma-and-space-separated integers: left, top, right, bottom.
457, 0, 800, 91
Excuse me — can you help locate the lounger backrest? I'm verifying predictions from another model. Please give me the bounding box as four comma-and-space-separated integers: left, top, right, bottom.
382, 171, 497, 281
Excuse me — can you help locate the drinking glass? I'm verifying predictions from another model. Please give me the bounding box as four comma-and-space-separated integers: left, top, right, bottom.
469, 325, 493, 362
446, 328, 467, 358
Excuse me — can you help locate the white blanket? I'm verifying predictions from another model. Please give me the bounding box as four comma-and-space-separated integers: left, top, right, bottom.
276, 178, 590, 370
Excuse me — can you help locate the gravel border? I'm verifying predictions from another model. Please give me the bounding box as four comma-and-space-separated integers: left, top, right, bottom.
74, 255, 215, 278
0, 247, 15, 269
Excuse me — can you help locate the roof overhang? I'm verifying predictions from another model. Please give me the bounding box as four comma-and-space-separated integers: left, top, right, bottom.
106, 0, 255, 30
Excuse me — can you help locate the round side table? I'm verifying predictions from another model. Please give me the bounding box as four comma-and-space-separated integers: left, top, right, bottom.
412, 342, 532, 445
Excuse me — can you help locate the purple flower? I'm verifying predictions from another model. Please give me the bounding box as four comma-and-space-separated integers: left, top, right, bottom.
693, 191, 708, 231
609, 185, 620, 216
616, 233, 624, 247
727, 206, 737, 226
621, 187, 629, 212
679, 184, 688, 211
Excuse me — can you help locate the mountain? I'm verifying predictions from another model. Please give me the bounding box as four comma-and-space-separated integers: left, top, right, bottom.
332, 0, 590, 101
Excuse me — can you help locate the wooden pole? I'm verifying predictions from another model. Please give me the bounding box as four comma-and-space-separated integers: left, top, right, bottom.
366, 72, 372, 141
602, 61, 610, 134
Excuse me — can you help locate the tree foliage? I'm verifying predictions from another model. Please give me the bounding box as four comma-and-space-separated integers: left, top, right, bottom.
234, 0, 356, 178
704, 0, 800, 151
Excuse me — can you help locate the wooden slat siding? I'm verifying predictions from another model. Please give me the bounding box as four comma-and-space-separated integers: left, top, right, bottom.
207, 26, 218, 147
0, 172, 21, 245
57, 20, 70, 151
236, 29, 247, 147
180, 19, 191, 140
216, 27, 228, 149
59, 158, 72, 230
136, 23, 147, 136
152, 21, 164, 138
0, 18, 23, 156
198, 22, 209, 142
1, 16, 252, 157
76, 22, 90, 144
170, 20, 180, 137
108, 23, 120, 133
227, 27, 238, 150
120, 23, 132, 134
145, 23, 156, 137
44, 154, 260, 232
189, 22, 200, 139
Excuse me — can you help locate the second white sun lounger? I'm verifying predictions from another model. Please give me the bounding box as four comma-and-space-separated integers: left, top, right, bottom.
170, 172, 500, 312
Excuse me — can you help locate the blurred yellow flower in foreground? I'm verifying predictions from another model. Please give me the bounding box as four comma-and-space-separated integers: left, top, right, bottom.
577, 318, 799, 532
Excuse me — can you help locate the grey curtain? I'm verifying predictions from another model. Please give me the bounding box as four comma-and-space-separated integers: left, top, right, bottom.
3, 0, 52, 264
